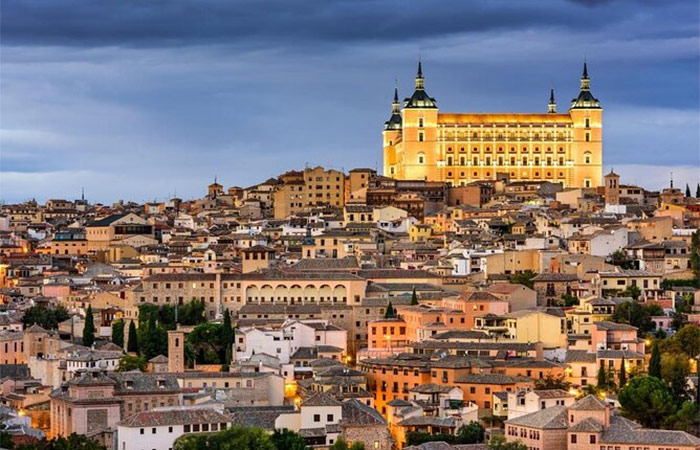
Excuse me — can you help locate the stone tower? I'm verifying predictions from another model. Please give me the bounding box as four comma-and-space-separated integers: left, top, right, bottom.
167, 329, 185, 373
604, 170, 620, 205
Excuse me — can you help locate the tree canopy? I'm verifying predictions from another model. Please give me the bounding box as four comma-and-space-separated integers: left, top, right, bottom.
82, 305, 95, 347
611, 301, 663, 333
618, 376, 677, 429
111, 319, 124, 348
173, 425, 306, 450
21, 305, 69, 330
509, 270, 537, 289
115, 355, 147, 372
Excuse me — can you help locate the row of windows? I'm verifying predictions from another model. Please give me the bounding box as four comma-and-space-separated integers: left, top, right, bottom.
446, 146, 567, 153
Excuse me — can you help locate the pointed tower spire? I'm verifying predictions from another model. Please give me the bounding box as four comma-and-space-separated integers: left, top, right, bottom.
385, 82, 403, 130
415, 59, 424, 90
580, 60, 590, 91
548, 88, 557, 114
571, 59, 600, 109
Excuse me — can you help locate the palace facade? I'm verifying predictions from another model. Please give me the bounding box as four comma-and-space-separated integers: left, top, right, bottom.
383, 62, 603, 188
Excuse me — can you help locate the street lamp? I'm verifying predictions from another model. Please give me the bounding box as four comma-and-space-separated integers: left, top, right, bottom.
384, 334, 392, 353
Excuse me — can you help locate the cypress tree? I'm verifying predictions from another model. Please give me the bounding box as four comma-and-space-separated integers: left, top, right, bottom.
221, 309, 234, 364
82, 305, 95, 347
619, 357, 627, 387
597, 360, 607, 388
649, 340, 661, 379
384, 302, 396, 319
685, 183, 691, 197
112, 319, 124, 348
696, 183, 700, 198
411, 287, 419, 305
127, 321, 139, 354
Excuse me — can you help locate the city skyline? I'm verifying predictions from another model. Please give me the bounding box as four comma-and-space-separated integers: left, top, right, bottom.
1, 0, 699, 203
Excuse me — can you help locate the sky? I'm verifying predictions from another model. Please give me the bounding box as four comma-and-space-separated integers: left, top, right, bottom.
1, 0, 699, 204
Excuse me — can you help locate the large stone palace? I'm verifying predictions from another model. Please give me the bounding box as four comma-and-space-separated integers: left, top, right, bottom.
383, 61, 603, 188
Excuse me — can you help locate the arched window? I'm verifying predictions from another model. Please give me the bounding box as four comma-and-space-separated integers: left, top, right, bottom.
584, 152, 592, 164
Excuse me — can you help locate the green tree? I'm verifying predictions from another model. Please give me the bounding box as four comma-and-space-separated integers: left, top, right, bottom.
661, 353, 690, 385
690, 230, 700, 279
174, 425, 274, 450
674, 324, 700, 359
21, 305, 69, 330
411, 287, 419, 305
597, 359, 607, 388
561, 294, 578, 307
139, 315, 168, 360
618, 376, 677, 428
612, 301, 663, 333
111, 319, 124, 348
619, 357, 627, 387
17, 433, 107, 449
487, 435, 528, 450
187, 323, 225, 364
221, 309, 234, 364
82, 305, 96, 347
608, 249, 634, 270
115, 355, 147, 372
669, 366, 690, 406
534, 374, 571, 391
270, 429, 307, 450
178, 299, 206, 325
696, 183, 700, 198
0, 424, 14, 450
384, 302, 396, 319
685, 183, 691, 197
649, 341, 662, 378
456, 421, 485, 444
509, 270, 537, 289
666, 400, 700, 434
621, 285, 642, 301
329, 437, 364, 450
127, 321, 139, 353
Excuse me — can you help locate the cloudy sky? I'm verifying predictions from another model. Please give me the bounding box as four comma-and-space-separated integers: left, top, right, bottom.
1, 0, 698, 203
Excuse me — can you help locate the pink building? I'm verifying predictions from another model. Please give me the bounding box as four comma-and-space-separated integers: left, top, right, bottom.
505, 395, 700, 450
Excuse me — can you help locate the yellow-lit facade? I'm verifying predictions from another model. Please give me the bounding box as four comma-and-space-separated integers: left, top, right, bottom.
383, 62, 603, 188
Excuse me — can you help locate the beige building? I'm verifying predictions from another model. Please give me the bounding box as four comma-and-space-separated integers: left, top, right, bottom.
383, 62, 603, 188
273, 166, 346, 219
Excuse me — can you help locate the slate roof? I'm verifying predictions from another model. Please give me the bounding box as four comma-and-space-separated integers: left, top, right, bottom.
292, 257, 358, 271
227, 405, 295, 430
340, 399, 386, 426
409, 383, 456, 394
504, 405, 569, 429
565, 350, 597, 363
601, 415, 700, 446
109, 372, 180, 394
119, 407, 231, 427
531, 273, 579, 282
456, 373, 532, 385
302, 392, 342, 407
86, 213, 128, 227
569, 395, 607, 411
398, 416, 457, 428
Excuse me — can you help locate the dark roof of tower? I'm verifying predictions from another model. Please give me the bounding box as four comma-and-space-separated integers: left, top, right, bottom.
385, 87, 403, 130
571, 61, 600, 109
405, 61, 437, 109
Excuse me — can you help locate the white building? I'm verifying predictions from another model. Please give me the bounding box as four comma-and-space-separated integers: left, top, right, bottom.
234, 319, 347, 365
116, 406, 232, 450
506, 388, 575, 420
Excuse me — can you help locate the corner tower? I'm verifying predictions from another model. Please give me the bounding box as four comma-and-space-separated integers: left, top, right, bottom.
569, 61, 603, 188
383, 86, 402, 178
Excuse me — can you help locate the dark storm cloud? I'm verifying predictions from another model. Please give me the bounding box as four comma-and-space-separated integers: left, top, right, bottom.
2, 0, 691, 48
0, 0, 698, 203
